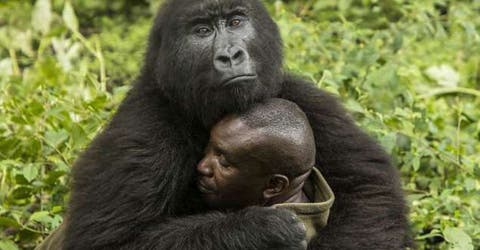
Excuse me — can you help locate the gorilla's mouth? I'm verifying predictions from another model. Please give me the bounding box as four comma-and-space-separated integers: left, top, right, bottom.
222, 74, 257, 87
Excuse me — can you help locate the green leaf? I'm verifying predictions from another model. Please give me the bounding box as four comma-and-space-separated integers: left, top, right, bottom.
22, 164, 39, 183
63, 1, 79, 32
380, 133, 397, 154
51, 206, 63, 213
44, 130, 69, 149
443, 227, 474, 250
412, 157, 420, 172
32, 0, 52, 35
406, 194, 425, 204
11, 186, 33, 199
425, 65, 459, 87
392, 33, 403, 52
463, 178, 477, 192
338, 0, 352, 12
0, 240, 19, 250
0, 58, 13, 76
0, 217, 20, 228
345, 99, 365, 114
30, 211, 52, 224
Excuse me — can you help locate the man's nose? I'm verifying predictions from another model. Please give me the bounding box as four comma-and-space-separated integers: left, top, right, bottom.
197, 158, 213, 177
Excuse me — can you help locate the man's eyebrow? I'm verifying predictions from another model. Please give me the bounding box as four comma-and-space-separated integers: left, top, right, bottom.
208, 139, 227, 154
213, 143, 228, 155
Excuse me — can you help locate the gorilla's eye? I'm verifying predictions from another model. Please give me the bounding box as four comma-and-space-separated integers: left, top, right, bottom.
230, 18, 241, 27
195, 26, 212, 36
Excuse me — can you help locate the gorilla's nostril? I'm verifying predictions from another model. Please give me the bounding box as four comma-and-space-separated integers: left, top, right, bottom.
233, 50, 243, 60
214, 55, 232, 70
219, 56, 229, 63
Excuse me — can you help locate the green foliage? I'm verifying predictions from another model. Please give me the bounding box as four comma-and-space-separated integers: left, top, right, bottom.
0, 0, 479, 249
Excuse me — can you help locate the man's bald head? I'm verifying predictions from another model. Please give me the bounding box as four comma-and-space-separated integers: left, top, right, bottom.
237, 98, 316, 177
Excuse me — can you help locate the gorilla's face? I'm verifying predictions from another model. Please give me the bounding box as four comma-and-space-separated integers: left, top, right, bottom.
184, 3, 258, 87
147, 0, 283, 127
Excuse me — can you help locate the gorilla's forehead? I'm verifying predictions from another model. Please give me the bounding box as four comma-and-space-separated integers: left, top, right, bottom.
176, 0, 253, 20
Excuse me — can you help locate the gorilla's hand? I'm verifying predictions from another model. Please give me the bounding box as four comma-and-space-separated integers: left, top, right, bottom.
237, 207, 307, 250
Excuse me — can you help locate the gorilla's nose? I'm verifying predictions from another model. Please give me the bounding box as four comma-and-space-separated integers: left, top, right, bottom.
214, 45, 247, 71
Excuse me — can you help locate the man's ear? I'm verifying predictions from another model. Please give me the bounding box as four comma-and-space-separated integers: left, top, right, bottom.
263, 174, 289, 199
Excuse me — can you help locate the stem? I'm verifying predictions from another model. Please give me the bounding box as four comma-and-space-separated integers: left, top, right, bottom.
9, 49, 20, 75
72, 31, 106, 91
419, 87, 480, 99
95, 38, 107, 92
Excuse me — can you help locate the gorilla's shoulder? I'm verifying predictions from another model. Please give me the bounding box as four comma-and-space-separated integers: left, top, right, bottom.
281, 73, 340, 103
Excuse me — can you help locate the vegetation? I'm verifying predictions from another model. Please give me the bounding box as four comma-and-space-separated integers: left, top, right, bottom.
0, 0, 479, 249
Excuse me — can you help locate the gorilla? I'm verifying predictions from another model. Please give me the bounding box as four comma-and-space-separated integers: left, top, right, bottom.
64, 0, 411, 249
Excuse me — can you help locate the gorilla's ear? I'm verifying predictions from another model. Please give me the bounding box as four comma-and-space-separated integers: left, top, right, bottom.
263, 174, 289, 199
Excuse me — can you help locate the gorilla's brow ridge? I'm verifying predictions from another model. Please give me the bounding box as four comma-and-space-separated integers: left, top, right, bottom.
181, 2, 250, 23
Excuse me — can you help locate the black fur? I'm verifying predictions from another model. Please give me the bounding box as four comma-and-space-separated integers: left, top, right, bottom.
64, 0, 410, 249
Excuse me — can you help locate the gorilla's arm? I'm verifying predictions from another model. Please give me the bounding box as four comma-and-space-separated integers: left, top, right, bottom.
64, 86, 305, 250
280, 75, 411, 250
132, 207, 305, 250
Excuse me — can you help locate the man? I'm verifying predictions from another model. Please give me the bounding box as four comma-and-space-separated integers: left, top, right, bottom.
197, 98, 334, 241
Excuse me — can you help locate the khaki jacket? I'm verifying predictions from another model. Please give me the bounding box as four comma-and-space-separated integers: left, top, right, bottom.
273, 167, 335, 242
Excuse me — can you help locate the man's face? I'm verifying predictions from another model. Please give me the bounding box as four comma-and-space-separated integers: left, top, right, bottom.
196, 116, 270, 210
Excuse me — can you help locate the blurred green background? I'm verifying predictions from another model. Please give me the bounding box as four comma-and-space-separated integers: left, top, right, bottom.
0, 0, 479, 249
